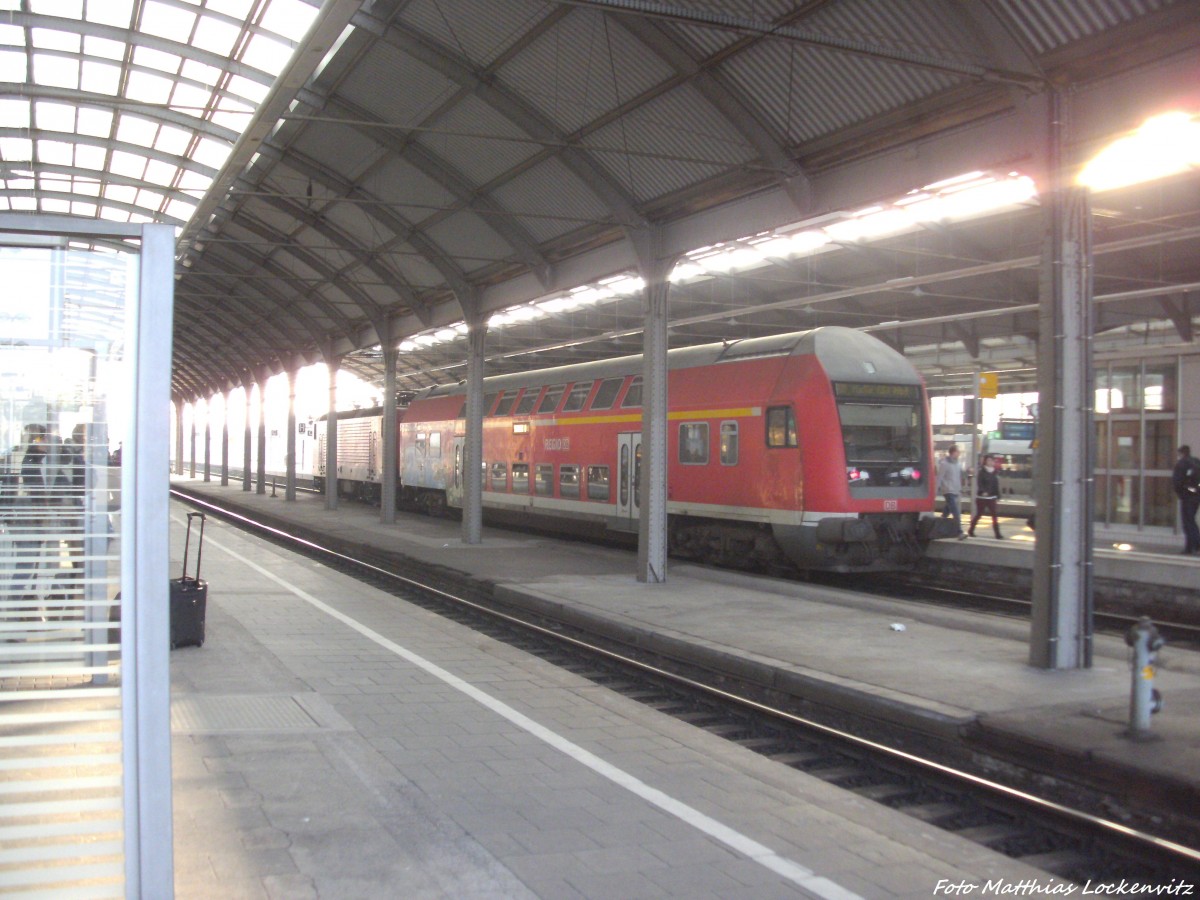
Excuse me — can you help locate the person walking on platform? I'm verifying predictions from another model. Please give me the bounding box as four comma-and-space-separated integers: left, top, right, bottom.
967, 454, 1002, 539
936, 444, 964, 538
1173, 444, 1200, 555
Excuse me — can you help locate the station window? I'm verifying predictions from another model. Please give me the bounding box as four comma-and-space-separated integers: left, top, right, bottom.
720, 421, 738, 465
493, 391, 517, 416
428, 431, 441, 458
587, 465, 610, 501
562, 381, 593, 412
512, 463, 530, 493
482, 392, 498, 415
537, 385, 565, 414
534, 463, 553, 496
514, 388, 539, 415
678, 422, 708, 465
620, 377, 642, 408
591, 377, 624, 410
490, 461, 508, 491
559, 464, 580, 498
766, 406, 798, 448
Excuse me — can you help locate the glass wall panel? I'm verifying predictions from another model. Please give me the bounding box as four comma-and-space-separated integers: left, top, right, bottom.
1108, 366, 1138, 412
1108, 473, 1137, 525
1143, 364, 1176, 412
1111, 420, 1140, 469
1146, 476, 1177, 528
0, 243, 131, 893
1145, 419, 1177, 471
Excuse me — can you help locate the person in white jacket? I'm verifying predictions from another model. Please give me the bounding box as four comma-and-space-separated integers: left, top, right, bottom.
936, 445, 964, 538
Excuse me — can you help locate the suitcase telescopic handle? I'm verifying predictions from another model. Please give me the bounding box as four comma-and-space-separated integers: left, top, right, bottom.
184, 511, 206, 582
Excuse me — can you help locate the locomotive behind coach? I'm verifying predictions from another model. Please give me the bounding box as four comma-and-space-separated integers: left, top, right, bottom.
313, 327, 955, 572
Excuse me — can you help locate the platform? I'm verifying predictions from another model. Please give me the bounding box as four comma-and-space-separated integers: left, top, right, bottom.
166, 476, 1200, 894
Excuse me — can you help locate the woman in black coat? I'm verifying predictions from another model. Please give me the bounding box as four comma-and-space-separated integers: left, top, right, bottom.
967, 455, 1003, 539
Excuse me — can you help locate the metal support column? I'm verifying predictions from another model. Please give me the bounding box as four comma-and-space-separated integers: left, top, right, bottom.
220, 390, 230, 486
242, 383, 252, 492
325, 356, 339, 511
256, 377, 267, 495
174, 401, 183, 475
285, 369, 297, 501
381, 345, 399, 523
631, 227, 675, 584
1031, 91, 1094, 670
463, 320, 486, 545
203, 406, 211, 482
188, 407, 196, 478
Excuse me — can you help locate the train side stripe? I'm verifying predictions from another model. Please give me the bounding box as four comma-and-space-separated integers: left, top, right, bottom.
530, 406, 762, 428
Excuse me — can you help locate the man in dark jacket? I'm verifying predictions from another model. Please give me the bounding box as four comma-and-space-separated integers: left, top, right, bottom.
1173, 445, 1200, 555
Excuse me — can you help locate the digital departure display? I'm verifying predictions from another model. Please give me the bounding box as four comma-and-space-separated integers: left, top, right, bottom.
833, 382, 921, 402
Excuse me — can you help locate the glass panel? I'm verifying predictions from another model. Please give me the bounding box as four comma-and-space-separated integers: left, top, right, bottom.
534, 464, 553, 496
720, 421, 738, 466
489, 461, 507, 491
1108, 366, 1138, 412
559, 464, 579, 498
1094, 420, 1109, 468
1093, 474, 1108, 525
1145, 419, 1176, 471
428, 431, 441, 459
562, 381, 592, 412
619, 444, 629, 506
513, 389, 539, 415
1112, 420, 1140, 469
620, 377, 642, 408
766, 406, 796, 448
0, 243, 131, 891
482, 392, 498, 415
1143, 364, 1176, 412
1108, 474, 1137, 525
838, 396, 927, 488
493, 391, 517, 417
678, 422, 709, 464
587, 465, 610, 501
511, 463, 529, 493
590, 378, 622, 410
1147, 475, 1176, 527
537, 385, 564, 414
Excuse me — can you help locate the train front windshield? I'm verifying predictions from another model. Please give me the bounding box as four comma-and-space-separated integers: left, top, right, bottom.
834, 382, 928, 489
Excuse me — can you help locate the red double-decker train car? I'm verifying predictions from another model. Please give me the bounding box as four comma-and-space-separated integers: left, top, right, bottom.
315, 327, 951, 572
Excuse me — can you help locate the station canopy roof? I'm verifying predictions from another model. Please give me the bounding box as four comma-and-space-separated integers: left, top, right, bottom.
1, 0, 1198, 401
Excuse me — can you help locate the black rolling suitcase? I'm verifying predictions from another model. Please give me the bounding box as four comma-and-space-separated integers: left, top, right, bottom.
170, 512, 207, 648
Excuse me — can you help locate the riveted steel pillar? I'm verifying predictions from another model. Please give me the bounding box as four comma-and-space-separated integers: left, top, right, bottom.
256, 377, 267, 495
285, 369, 297, 501
326, 356, 339, 511
1031, 90, 1094, 670
381, 345, 399, 524
174, 401, 184, 475
242, 384, 252, 492
202, 404, 211, 482
463, 321, 486, 545
220, 391, 230, 486
631, 227, 675, 584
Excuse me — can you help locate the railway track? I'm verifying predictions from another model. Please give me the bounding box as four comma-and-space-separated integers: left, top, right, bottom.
172, 488, 1200, 885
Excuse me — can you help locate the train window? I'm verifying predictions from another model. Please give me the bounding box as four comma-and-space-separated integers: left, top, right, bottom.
720, 421, 738, 465
537, 385, 565, 414
591, 377, 623, 410
678, 422, 709, 465
490, 461, 508, 491
766, 406, 798, 448
562, 381, 593, 412
534, 463, 553, 496
512, 463, 530, 493
620, 377, 643, 408
514, 388, 540, 415
415, 432, 427, 456
428, 431, 441, 458
483, 392, 498, 415
493, 391, 517, 416
559, 464, 580, 498
587, 465, 610, 501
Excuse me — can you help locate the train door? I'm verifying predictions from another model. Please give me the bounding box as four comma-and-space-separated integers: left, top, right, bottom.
447, 438, 464, 507
617, 432, 641, 526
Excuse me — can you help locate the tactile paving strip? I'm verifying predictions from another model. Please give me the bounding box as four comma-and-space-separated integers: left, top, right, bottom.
171, 693, 349, 734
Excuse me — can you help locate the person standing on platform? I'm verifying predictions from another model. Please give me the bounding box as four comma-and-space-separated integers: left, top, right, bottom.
936, 444, 964, 538
1173, 444, 1200, 555
967, 454, 1002, 539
